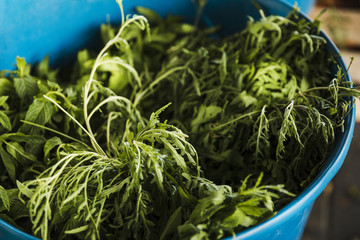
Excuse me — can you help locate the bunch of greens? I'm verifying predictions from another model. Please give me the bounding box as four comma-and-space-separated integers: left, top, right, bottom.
0, 2, 358, 240
101, 7, 356, 193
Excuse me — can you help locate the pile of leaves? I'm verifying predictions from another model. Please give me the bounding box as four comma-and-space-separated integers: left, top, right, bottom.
0, 3, 358, 240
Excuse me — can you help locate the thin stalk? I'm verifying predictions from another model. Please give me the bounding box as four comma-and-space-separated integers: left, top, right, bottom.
133, 66, 187, 107
43, 95, 105, 155
211, 110, 261, 131
83, 15, 148, 156
21, 120, 91, 149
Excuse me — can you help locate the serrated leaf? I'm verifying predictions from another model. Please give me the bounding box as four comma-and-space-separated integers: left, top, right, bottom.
8, 200, 29, 220
16, 56, 26, 77
22, 98, 55, 134
0, 145, 16, 182
0, 78, 15, 96
16, 181, 33, 199
0, 111, 12, 131
177, 224, 199, 239
0, 185, 10, 211
38, 55, 50, 76
5, 133, 45, 146
239, 205, 268, 217
191, 105, 222, 131
263, 195, 274, 211
160, 207, 182, 240
4, 141, 37, 163
13, 76, 38, 100
161, 138, 187, 171
222, 207, 255, 228
0, 96, 9, 107
232, 91, 257, 107
44, 137, 62, 160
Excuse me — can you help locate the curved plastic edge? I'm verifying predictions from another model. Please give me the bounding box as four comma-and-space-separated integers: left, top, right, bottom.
0, 1, 355, 240
0, 221, 39, 240
225, 1, 356, 239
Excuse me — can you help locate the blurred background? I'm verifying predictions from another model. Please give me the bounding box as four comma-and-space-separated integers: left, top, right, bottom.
301, 1, 360, 239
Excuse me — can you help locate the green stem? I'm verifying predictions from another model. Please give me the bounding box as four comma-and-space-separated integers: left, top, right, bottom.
211, 110, 261, 131
20, 120, 91, 149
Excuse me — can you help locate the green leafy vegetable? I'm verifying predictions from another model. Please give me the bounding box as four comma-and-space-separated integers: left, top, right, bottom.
0, 185, 10, 211
0, 2, 359, 240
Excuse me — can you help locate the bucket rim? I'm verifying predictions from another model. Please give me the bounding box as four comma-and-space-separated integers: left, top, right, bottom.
0, 1, 356, 240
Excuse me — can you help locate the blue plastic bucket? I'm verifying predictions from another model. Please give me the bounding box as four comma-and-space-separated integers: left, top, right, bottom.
0, 0, 355, 239
283, 0, 316, 13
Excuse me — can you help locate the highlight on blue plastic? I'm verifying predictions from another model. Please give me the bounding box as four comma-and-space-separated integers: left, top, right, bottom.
283, 0, 316, 13
0, 0, 354, 240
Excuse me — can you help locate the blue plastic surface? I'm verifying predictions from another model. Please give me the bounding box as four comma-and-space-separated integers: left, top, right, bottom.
283, 0, 316, 13
0, 0, 355, 240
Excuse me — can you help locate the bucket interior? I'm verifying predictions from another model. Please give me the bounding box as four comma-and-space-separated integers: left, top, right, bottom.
0, 0, 355, 239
